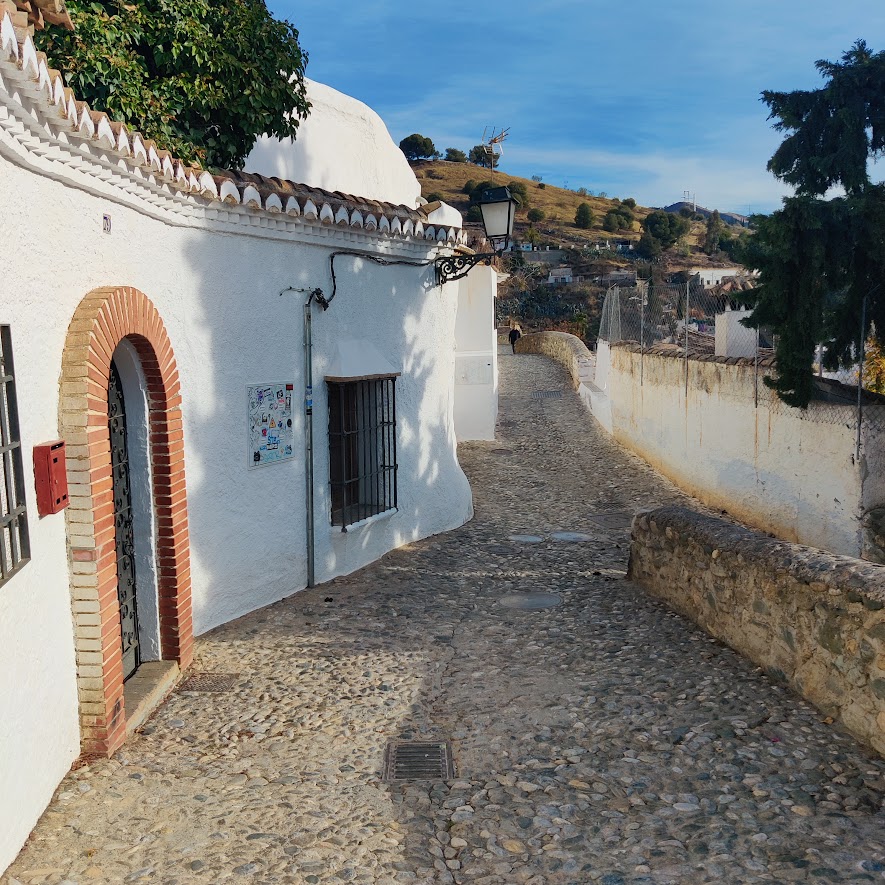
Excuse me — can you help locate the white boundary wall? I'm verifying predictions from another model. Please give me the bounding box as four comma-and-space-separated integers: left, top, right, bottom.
594, 344, 866, 556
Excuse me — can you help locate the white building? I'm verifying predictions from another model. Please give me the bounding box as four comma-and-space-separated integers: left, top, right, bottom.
548, 265, 573, 284
689, 266, 743, 287
0, 10, 494, 872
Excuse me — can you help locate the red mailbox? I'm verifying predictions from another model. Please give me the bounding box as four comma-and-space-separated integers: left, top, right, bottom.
34, 440, 69, 516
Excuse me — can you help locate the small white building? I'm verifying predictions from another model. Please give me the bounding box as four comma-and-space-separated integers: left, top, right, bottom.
548, 265, 574, 284
689, 266, 743, 287
0, 11, 494, 872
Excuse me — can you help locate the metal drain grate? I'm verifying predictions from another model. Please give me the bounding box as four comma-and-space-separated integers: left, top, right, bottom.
383, 741, 456, 781
531, 390, 563, 400
178, 672, 239, 692
587, 512, 635, 532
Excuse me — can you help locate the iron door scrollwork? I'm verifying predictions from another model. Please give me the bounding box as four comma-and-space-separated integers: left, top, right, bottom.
108, 360, 140, 680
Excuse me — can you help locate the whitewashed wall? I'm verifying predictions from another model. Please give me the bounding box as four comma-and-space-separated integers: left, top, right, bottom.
600, 346, 864, 556
247, 79, 421, 209
453, 265, 498, 441
0, 83, 472, 873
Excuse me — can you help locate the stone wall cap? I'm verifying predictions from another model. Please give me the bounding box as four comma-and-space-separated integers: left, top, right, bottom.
638, 505, 885, 598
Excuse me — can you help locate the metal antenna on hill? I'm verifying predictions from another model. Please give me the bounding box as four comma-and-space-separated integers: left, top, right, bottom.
481, 126, 509, 178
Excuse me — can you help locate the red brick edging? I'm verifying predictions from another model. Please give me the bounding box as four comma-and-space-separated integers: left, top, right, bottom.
60, 286, 193, 756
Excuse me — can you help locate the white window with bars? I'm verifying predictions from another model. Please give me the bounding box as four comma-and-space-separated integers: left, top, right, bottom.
327, 376, 398, 529
0, 326, 29, 585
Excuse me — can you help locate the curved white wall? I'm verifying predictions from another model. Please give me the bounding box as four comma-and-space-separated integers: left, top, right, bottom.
246, 79, 422, 208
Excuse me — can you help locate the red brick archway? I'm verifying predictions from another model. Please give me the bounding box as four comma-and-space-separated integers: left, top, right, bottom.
60, 286, 193, 756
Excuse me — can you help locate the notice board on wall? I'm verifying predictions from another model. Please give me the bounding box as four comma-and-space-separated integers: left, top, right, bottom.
247, 383, 294, 468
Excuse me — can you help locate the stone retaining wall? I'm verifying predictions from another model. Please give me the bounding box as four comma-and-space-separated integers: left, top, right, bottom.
628, 505, 885, 756
515, 331, 592, 388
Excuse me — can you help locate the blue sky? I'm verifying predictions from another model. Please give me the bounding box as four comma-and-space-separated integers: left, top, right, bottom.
268, 1, 885, 214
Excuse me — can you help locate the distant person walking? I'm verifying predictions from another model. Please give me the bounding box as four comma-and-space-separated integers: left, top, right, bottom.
509, 324, 522, 354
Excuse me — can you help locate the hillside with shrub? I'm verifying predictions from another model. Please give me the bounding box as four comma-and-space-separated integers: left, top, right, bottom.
414, 160, 652, 250
411, 158, 751, 347
413, 159, 747, 262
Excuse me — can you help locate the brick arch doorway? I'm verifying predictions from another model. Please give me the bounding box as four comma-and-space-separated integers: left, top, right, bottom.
60, 286, 193, 756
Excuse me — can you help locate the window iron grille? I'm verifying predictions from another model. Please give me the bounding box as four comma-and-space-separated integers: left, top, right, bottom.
0, 327, 29, 586
328, 376, 398, 529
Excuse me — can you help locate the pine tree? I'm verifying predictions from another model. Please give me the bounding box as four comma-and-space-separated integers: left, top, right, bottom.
704, 210, 724, 254
575, 203, 594, 229
744, 40, 885, 407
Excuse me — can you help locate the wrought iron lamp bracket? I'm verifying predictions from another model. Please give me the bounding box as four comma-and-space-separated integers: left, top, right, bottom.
435, 252, 497, 285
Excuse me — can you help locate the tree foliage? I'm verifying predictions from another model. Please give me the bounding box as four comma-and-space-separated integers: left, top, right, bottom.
468, 180, 496, 204
864, 337, 885, 394
444, 147, 468, 163
703, 209, 724, 254
469, 144, 498, 170
637, 229, 662, 259
604, 206, 635, 232
527, 208, 545, 223
743, 40, 885, 406
399, 133, 436, 161
575, 203, 594, 229
508, 180, 529, 210
465, 205, 483, 223
642, 210, 689, 249
35, 0, 309, 170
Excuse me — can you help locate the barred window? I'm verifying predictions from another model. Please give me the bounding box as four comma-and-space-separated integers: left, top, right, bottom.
328, 376, 398, 528
0, 327, 29, 585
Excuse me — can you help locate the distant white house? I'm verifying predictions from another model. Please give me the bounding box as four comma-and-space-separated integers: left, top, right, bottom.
548, 265, 574, 284
690, 266, 743, 287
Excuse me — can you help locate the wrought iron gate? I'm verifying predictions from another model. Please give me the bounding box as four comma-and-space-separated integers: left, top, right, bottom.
108, 360, 140, 680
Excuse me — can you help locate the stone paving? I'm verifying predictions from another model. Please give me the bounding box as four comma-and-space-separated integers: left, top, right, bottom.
6, 351, 885, 885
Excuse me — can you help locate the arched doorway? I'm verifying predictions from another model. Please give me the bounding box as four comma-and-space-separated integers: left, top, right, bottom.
60, 287, 193, 756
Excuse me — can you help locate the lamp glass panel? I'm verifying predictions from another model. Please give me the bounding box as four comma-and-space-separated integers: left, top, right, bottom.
479, 200, 514, 240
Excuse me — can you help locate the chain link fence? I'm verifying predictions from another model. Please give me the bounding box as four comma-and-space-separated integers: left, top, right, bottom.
597, 282, 885, 438
496, 295, 585, 326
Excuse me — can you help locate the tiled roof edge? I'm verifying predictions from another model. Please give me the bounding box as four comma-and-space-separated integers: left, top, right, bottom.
6, 0, 73, 33
612, 341, 778, 368
0, 10, 463, 245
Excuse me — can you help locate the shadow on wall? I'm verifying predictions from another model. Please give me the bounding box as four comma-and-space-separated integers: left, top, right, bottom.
312, 256, 470, 578
175, 230, 471, 634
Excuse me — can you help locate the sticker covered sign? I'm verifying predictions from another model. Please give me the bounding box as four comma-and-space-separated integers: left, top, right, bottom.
247, 382, 294, 468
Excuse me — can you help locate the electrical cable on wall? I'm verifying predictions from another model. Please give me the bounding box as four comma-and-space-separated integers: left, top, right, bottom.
326, 250, 436, 309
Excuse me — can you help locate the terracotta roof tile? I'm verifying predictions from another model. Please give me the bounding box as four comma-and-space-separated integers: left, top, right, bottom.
0, 8, 461, 244
7, 0, 73, 32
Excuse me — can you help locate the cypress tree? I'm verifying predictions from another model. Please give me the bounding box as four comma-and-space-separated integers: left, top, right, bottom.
744, 40, 885, 406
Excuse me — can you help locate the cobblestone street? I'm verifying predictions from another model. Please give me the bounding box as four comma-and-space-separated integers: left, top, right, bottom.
6, 351, 885, 885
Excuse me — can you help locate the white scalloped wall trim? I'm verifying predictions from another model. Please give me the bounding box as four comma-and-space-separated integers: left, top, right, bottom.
0, 10, 464, 246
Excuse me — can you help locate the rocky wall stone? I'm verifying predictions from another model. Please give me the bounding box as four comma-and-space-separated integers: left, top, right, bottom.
628, 505, 885, 756
514, 331, 591, 388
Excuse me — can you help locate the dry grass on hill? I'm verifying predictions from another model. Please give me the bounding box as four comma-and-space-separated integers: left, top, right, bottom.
413, 159, 649, 247
413, 159, 713, 254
